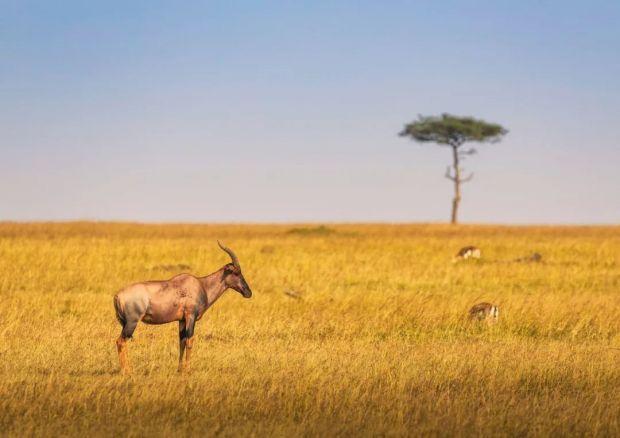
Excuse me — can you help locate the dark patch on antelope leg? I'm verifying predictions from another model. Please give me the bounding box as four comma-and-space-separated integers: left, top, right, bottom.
182, 313, 197, 372
178, 320, 186, 372
121, 320, 138, 339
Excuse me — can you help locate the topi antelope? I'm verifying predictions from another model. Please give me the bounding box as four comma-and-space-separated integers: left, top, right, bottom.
468, 302, 499, 324
113, 241, 252, 373
453, 246, 481, 262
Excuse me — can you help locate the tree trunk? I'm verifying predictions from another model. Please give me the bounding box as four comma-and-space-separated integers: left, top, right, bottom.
450, 145, 461, 225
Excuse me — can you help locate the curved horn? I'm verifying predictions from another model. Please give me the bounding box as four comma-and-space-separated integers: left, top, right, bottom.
218, 240, 240, 268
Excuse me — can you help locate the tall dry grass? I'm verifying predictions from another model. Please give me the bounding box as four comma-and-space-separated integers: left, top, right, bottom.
0, 223, 618, 436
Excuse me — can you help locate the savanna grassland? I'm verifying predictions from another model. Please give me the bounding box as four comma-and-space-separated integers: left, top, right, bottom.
0, 222, 618, 437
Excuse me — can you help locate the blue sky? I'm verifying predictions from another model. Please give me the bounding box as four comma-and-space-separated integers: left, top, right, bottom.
1, 1, 619, 223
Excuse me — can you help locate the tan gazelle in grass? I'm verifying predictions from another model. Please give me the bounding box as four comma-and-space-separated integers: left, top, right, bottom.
113, 241, 253, 374
468, 302, 499, 324
453, 245, 481, 262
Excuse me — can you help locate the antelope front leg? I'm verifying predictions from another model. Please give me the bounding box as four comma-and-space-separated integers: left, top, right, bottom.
184, 336, 194, 371
182, 314, 196, 372
178, 320, 186, 372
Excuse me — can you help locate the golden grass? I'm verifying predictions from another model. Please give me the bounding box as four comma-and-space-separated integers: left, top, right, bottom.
0, 222, 618, 436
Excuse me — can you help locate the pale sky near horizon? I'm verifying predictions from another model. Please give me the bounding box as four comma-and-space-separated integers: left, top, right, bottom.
1, 1, 619, 224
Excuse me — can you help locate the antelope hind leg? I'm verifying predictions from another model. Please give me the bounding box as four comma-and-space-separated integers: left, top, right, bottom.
116, 321, 138, 374
116, 336, 130, 374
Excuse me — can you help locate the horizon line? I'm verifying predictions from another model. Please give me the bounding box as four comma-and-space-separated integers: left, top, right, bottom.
1, 220, 618, 228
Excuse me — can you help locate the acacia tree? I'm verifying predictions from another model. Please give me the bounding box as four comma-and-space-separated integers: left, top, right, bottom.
399, 114, 507, 224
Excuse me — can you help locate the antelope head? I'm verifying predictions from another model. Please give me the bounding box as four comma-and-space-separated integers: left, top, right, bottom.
218, 241, 253, 298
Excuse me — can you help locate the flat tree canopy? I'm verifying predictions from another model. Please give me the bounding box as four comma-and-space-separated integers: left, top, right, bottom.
399, 113, 507, 147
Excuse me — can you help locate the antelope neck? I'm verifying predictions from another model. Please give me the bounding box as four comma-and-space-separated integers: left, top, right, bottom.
199, 268, 229, 306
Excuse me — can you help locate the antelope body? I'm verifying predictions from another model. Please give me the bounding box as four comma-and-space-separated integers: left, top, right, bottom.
113, 242, 252, 373
468, 302, 499, 324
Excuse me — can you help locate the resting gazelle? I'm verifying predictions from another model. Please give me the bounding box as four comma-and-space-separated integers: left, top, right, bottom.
468, 302, 499, 324
453, 246, 481, 262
